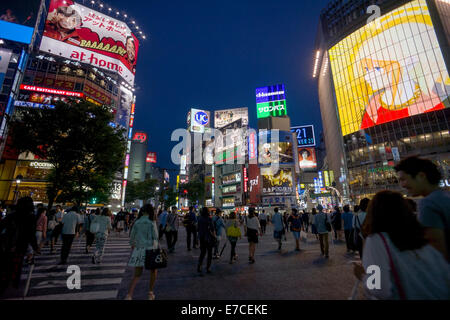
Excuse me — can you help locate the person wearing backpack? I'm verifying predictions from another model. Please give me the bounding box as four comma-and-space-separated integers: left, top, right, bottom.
353, 198, 370, 259
287, 208, 302, 251
212, 209, 225, 259
0, 197, 40, 295
225, 212, 241, 264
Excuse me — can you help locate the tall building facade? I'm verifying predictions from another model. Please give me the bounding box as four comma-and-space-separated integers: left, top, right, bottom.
315, 0, 450, 203
0, 0, 144, 206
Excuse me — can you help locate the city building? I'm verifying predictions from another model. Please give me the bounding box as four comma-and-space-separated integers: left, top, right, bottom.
0, 0, 144, 206
314, 0, 450, 203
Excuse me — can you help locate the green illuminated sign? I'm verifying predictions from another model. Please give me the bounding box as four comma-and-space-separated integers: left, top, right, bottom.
256, 100, 287, 118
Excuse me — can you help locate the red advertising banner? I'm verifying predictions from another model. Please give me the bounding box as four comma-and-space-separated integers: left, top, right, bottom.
146, 152, 157, 163
40, 0, 139, 85
248, 164, 260, 205
20, 84, 83, 97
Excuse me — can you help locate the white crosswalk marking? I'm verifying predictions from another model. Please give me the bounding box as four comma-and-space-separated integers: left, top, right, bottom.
21, 234, 131, 300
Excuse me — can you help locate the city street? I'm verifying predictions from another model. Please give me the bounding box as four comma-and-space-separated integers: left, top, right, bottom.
6, 223, 365, 300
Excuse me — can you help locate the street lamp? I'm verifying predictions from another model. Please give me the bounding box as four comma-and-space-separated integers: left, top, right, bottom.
14, 175, 23, 204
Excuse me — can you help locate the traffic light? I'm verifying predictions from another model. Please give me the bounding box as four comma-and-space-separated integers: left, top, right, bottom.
90, 197, 97, 204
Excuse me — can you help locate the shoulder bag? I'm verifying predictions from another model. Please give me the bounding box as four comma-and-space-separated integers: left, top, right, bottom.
145, 226, 168, 270
379, 233, 406, 300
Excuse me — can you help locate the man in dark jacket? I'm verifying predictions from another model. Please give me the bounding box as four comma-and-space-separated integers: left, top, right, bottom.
184, 206, 198, 251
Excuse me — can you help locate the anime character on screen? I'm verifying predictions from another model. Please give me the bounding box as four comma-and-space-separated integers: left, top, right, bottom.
355, 23, 449, 130
44, 4, 82, 45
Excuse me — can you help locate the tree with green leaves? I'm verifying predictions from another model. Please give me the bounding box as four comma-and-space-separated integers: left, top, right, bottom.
125, 178, 159, 204
180, 180, 205, 206
9, 99, 126, 208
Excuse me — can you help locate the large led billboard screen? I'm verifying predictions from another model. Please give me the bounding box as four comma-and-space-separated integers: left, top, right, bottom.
291, 125, 315, 147
0, 1, 40, 44
261, 167, 293, 194
40, 0, 139, 86
214, 107, 248, 129
328, 0, 450, 136
298, 147, 317, 171
258, 130, 294, 165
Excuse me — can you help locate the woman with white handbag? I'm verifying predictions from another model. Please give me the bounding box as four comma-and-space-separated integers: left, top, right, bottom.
91, 208, 112, 264
125, 204, 161, 300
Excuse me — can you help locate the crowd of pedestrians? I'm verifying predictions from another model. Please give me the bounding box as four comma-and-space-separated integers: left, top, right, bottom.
0, 156, 448, 300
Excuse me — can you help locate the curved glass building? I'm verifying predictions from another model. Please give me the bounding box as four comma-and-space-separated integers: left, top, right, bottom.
315, 0, 450, 203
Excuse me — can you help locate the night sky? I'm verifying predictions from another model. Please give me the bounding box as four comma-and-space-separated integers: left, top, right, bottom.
105, 0, 329, 176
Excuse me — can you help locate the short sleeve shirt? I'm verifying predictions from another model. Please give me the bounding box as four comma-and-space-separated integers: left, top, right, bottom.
418, 189, 450, 230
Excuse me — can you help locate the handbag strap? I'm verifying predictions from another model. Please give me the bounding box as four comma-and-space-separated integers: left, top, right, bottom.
378, 233, 406, 300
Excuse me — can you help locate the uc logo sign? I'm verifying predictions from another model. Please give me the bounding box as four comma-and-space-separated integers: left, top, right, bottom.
194, 111, 209, 125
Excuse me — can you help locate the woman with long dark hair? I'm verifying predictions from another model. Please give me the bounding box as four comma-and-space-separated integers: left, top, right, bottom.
125, 204, 159, 300
0, 197, 39, 295
353, 191, 450, 299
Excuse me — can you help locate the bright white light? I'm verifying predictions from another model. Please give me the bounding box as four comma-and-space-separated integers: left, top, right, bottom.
143, 36, 146, 39
124, 14, 127, 17
0, 39, 4, 44
108, 8, 111, 11
136, 26, 139, 30
100, 4, 104, 8
312, 50, 321, 78
132, 21, 135, 24
116, 11, 119, 15
91, 0, 94, 3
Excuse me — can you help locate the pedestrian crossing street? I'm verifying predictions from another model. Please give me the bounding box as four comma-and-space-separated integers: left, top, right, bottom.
16, 233, 132, 300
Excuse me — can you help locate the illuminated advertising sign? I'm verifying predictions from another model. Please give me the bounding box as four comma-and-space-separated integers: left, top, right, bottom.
291, 125, 316, 147
258, 130, 294, 165
243, 167, 248, 193
164, 170, 169, 182
255, 84, 287, 119
328, 0, 449, 136
324, 171, 330, 187
146, 152, 157, 163
18, 91, 81, 105
298, 147, 317, 171
214, 107, 249, 129
255, 84, 286, 103
115, 86, 132, 129
190, 108, 210, 133
14, 101, 55, 109
40, 0, 139, 86
222, 172, 241, 185
0, 1, 40, 44
132, 131, 147, 143
248, 130, 257, 161
261, 167, 293, 194
180, 154, 187, 175
0, 49, 12, 90
20, 84, 84, 97
248, 163, 260, 204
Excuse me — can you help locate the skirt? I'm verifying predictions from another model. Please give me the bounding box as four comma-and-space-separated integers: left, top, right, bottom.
247, 228, 258, 243
128, 247, 146, 267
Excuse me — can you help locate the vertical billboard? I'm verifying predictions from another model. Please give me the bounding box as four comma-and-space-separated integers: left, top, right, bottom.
298, 147, 317, 171
328, 0, 450, 136
0, 49, 12, 97
255, 84, 287, 118
189, 108, 210, 133
115, 86, 132, 129
248, 163, 260, 205
0, 0, 40, 44
40, 0, 139, 86
214, 107, 248, 129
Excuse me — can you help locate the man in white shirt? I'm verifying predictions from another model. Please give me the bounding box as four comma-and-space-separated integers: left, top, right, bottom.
59, 207, 80, 265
